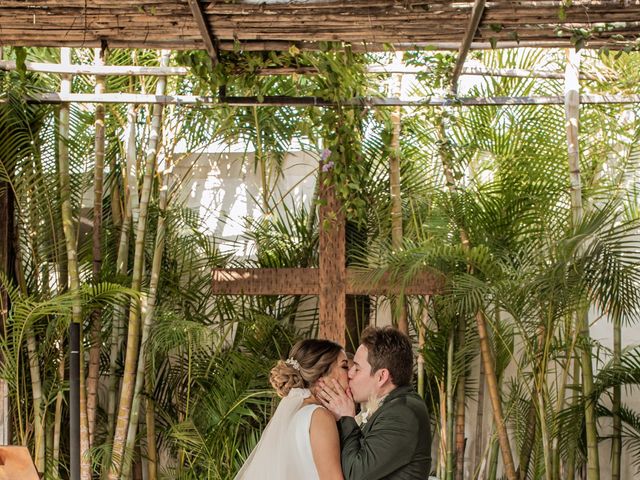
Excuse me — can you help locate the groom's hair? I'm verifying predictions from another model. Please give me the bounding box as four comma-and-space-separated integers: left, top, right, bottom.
360, 326, 413, 387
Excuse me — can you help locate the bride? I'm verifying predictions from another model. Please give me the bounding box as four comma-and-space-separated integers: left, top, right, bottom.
234, 339, 349, 479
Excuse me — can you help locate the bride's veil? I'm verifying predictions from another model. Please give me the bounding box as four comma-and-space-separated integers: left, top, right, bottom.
234, 388, 311, 479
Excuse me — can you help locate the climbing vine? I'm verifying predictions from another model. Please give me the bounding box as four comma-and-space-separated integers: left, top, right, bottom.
177, 43, 375, 224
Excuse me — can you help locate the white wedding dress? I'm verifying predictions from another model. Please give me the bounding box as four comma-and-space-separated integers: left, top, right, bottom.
234, 388, 321, 480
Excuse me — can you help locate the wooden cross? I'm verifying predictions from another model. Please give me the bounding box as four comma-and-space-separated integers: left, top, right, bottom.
211, 178, 444, 345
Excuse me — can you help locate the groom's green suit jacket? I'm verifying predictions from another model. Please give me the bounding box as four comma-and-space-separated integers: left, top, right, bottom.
337, 385, 431, 480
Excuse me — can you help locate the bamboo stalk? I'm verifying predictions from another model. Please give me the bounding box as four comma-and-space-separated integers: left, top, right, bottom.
108, 49, 168, 480
417, 296, 429, 398
86, 45, 106, 449
437, 114, 471, 480
438, 380, 447, 479
120, 50, 170, 480
475, 310, 517, 480
472, 351, 486, 476
454, 319, 467, 480
26, 335, 45, 471
58, 47, 87, 480
564, 48, 599, 480
0, 42, 17, 445
552, 316, 579, 478
388, 52, 407, 334
105, 105, 136, 447
446, 329, 456, 480
565, 353, 581, 479
0, 49, 11, 441
52, 352, 65, 477
612, 317, 622, 480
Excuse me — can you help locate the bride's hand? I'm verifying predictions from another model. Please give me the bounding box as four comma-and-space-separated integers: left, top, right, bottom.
317, 378, 356, 420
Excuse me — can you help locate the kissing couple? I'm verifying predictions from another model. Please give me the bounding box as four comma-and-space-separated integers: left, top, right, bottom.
235, 326, 432, 479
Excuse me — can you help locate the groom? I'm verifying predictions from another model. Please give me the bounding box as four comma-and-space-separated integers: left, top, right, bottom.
319, 326, 431, 479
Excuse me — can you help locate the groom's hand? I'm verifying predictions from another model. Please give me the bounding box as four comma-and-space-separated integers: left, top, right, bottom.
318, 378, 356, 421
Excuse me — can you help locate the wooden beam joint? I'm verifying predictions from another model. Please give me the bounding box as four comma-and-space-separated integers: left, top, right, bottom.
186, 0, 220, 66
451, 0, 487, 94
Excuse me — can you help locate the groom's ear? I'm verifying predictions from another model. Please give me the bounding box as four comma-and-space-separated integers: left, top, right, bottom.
376, 368, 391, 387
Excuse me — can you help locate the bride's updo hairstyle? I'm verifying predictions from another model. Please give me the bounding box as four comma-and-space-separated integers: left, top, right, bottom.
270, 339, 343, 397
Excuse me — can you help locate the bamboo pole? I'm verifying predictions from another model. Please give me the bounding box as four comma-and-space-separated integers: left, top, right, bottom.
417, 296, 429, 398
437, 116, 470, 480
612, 316, 622, 480
86, 45, 106, 449
106, 105, 136, 446
472, 351, 486, 476
2, 59, 600, 80
388, 52, 407, 334
0, 43, 13, 445
120, 50, 170, 480
58, 46, 85, 480
108, 49, 168, 480
52, 352, 65, 476
565, 48, 599, 480
437, 116, 516, 480
446, 330, 455, 480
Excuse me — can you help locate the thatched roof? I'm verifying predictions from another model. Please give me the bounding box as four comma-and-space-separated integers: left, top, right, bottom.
1, 1, 639, 53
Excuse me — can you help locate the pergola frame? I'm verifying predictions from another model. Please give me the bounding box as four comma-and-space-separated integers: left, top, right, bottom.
1, 3, 640, 479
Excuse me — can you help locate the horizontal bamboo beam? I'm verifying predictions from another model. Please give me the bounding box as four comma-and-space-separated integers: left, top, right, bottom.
4, 92, 640, 107
211, 268, 445, 296
0, 61, 190, 76
2, 60, 593, 80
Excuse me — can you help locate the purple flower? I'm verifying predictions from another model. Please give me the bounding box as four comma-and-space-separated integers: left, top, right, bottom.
321, 149, 332, 161
322, 161, 335, 172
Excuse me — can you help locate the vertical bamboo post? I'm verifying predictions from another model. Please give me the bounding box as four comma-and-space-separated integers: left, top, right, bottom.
109, 49, 168, 480
58, 46, 83, 480
0, 64, 13, 444
86, 45, 106, 449
318, 172, 346, 345
564, 48, 599, 480
389, 51, 407, 334
121, 50, 170, 480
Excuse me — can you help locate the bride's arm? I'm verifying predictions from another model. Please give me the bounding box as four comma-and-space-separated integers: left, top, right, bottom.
310, 407, 345, 480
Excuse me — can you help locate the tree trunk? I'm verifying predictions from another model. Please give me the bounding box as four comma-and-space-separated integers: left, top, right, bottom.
564, 48, 599, 480
86, 46, 106, 449
109, 50, 168, 480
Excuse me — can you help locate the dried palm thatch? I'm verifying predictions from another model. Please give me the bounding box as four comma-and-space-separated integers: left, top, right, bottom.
0, 0, 638, 53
